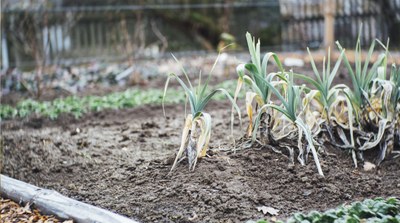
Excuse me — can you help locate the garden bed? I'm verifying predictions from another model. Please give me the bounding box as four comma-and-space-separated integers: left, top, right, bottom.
2, 101, 400, 222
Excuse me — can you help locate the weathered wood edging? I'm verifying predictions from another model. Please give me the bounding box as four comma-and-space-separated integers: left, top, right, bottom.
0, 174, 139, 223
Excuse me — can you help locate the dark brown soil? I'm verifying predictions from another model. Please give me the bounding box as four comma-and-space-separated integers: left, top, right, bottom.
2, 101, 400, 223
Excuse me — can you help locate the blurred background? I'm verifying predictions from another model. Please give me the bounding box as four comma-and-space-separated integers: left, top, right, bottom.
1, 0, 400, 99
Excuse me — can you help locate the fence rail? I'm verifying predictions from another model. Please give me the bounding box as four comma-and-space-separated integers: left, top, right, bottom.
1, 2, 280, 13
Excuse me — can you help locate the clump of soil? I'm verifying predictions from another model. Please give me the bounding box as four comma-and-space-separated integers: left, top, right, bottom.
2, 103, 400, 222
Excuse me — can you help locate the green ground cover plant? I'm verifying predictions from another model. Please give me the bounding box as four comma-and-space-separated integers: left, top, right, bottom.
0, 80, 240, 120
254, 197, 400, 223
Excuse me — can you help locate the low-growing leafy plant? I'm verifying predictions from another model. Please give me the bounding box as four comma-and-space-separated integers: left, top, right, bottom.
254, 197, 400, 223
163, 54, 241, 171
286, 197, 400, 223
0, 80, 240, 120
0, 88, 184, 120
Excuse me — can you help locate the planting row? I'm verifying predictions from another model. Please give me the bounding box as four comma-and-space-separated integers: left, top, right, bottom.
0, 80, 239, 120
165, 32, 400, 175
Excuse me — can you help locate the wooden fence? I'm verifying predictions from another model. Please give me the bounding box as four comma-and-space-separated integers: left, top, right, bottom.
1, 1, 281, 69
280, 0, 400, 50
2, 0, 399, 69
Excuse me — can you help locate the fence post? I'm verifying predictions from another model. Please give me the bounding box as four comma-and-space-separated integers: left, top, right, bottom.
0, 13, 9, 69
1, 30, 9, 69
324, 0, 335, 51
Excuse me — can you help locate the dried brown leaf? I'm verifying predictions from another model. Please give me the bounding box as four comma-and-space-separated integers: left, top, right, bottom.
257, 206, 280, 216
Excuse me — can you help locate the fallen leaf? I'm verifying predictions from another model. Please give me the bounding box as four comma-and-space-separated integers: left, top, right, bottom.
363, 161, 376, 171
1, 197, 73, 223
257, 206, 280, 216
270, 217, 278, 222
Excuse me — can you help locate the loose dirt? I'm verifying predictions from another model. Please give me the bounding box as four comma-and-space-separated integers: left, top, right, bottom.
2, 101, 400, 223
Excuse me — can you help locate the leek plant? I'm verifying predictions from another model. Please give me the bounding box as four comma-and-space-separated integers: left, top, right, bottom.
366, 62, 400, 164
253, 71, 324, 176
236, 33, 324, 176
294, 48, 359, 164
164, 55, 241, 171
336, 35, 397, 165
294, 48, 345, 121
234, 32, 285, 143
392, 66, 400, 151
336, 37, 387, 116
166, 31, 398, 175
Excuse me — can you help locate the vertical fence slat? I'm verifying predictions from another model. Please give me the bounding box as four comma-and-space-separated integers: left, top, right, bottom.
105, 21, 111, 55
90, 22, 96, 55
280, 0, 398, 50
73, 24, 80, 54
97, 22, 103, 54
60, 24, 66, 54
1, 31, 9, 69
84, 23, 90, 53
